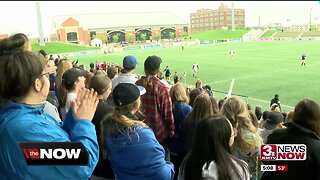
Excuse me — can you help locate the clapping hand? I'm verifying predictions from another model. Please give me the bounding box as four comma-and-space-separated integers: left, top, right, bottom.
71, 88, 99, 121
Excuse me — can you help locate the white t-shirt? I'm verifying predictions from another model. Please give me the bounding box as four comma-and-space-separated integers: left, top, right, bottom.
44, 101, 61, 122
112, 73, 138, 90
178, 159, 250, 180
61, 92, 77, 120
192, 63, 199, 71
202, 159, 250, 180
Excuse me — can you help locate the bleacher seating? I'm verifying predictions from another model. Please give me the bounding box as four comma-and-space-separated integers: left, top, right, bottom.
300, 31, 320, 37
273, 32, 301, 38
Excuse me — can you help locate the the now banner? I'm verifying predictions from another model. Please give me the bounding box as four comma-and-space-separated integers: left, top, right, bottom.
19, 142, 88, 166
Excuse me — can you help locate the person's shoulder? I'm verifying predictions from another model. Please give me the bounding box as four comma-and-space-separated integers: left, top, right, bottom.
266, 128, 288, 142
134, 126, 158, 140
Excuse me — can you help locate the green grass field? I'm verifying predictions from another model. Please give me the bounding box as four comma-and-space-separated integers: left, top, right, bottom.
66, 41, 320, 113
188, 29, 250, 40
31, 42, 99, 54
260, 30, 279, 38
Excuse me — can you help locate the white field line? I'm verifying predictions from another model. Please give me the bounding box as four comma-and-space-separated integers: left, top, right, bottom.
205, 68, 291, 85
247, 97, 294, 109
198, 67, 296, 109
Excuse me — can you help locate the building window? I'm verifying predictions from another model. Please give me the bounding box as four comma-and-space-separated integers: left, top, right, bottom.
67, 32, 78, 42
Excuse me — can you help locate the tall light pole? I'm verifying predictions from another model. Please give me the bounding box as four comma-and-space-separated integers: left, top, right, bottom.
231, 1, 235, 31
36, 1, 45, 46
309, 8, 312, 31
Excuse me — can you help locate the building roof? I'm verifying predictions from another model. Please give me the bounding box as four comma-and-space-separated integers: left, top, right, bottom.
52, 12, 188, 33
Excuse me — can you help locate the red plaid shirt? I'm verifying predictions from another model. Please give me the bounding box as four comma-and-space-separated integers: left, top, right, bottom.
136, 76, 175, 144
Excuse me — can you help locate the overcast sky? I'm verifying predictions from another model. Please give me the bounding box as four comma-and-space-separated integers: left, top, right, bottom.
1, 1, 319, 37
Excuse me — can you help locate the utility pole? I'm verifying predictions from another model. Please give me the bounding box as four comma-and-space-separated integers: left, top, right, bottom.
231, 1, 235, 31
309, 8, 312, 31
36, 1, 45, 46
259, 16, 261, 27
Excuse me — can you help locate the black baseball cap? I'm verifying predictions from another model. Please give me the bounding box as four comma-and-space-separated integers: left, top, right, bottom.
144, 55, 162, 72
262, 111, 285, 130
113, 83, 146, 106
62, 68, 87, 87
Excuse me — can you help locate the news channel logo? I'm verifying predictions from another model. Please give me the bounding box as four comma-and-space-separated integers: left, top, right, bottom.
19, 142, 88, 165
260, 144, 307, 172
260, 144, 306, 161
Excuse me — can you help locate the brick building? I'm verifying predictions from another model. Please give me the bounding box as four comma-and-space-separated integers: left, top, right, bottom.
51, 12, 188, 45
51, 17, 90, 45
190, 3, 245, 33
0, 34, 9, 40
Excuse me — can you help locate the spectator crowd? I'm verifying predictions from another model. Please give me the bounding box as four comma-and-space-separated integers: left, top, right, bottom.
0, 33, 319, 180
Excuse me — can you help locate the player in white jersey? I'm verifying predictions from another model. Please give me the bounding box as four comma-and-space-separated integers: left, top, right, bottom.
192, 62, 199, 78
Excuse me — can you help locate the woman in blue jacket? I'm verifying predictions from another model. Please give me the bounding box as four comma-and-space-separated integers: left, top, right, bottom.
167, 83, 192, 180
102, 83, 174, 180
0, 34, 99, 180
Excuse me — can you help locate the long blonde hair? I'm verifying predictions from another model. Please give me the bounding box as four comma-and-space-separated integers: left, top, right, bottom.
220, 96, 262, 149
100, 98, 148, 159
142, 68, 160, 88
186, 93, 213, 126
104, 98, 147, 137
170, 83, 189, 106
56, 60, 73, 107
55, 59, 73, 90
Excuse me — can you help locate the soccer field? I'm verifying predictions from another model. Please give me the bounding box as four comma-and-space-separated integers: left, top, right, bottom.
69, 41, 320, 113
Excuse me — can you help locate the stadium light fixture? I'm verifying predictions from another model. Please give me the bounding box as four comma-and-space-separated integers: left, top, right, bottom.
309, 8, 312, 31
36, 1, 45, 46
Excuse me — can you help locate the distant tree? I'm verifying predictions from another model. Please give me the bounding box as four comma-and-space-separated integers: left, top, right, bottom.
96, 33, 106, 42
182, 32, 188, 37
169, 32, 175, 39
140, 33, 147, 41
112, 33, 120, 43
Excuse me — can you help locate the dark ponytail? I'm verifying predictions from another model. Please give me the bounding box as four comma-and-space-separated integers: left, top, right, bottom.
0, 35, 26, 55
0, 35, 44, 101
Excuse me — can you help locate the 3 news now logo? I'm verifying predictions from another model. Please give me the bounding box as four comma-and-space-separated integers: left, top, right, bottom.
260, 144, 307, 161
19, 142, 88, 165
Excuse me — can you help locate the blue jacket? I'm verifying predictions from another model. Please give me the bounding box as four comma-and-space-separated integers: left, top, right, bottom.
165, 102, 192, 156
105, 125, 174, 180
0, 102, 99, 180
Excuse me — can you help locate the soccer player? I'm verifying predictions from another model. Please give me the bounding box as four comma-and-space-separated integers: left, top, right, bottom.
230, 50, 235, 59
192, 62, 199, 78
163, 65, 171, 81
173, 72, 179, 84
301, 53, 306, 67
181, 43, 185, 50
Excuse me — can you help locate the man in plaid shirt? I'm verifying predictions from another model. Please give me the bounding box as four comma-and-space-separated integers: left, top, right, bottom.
136, 55, 175, 145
